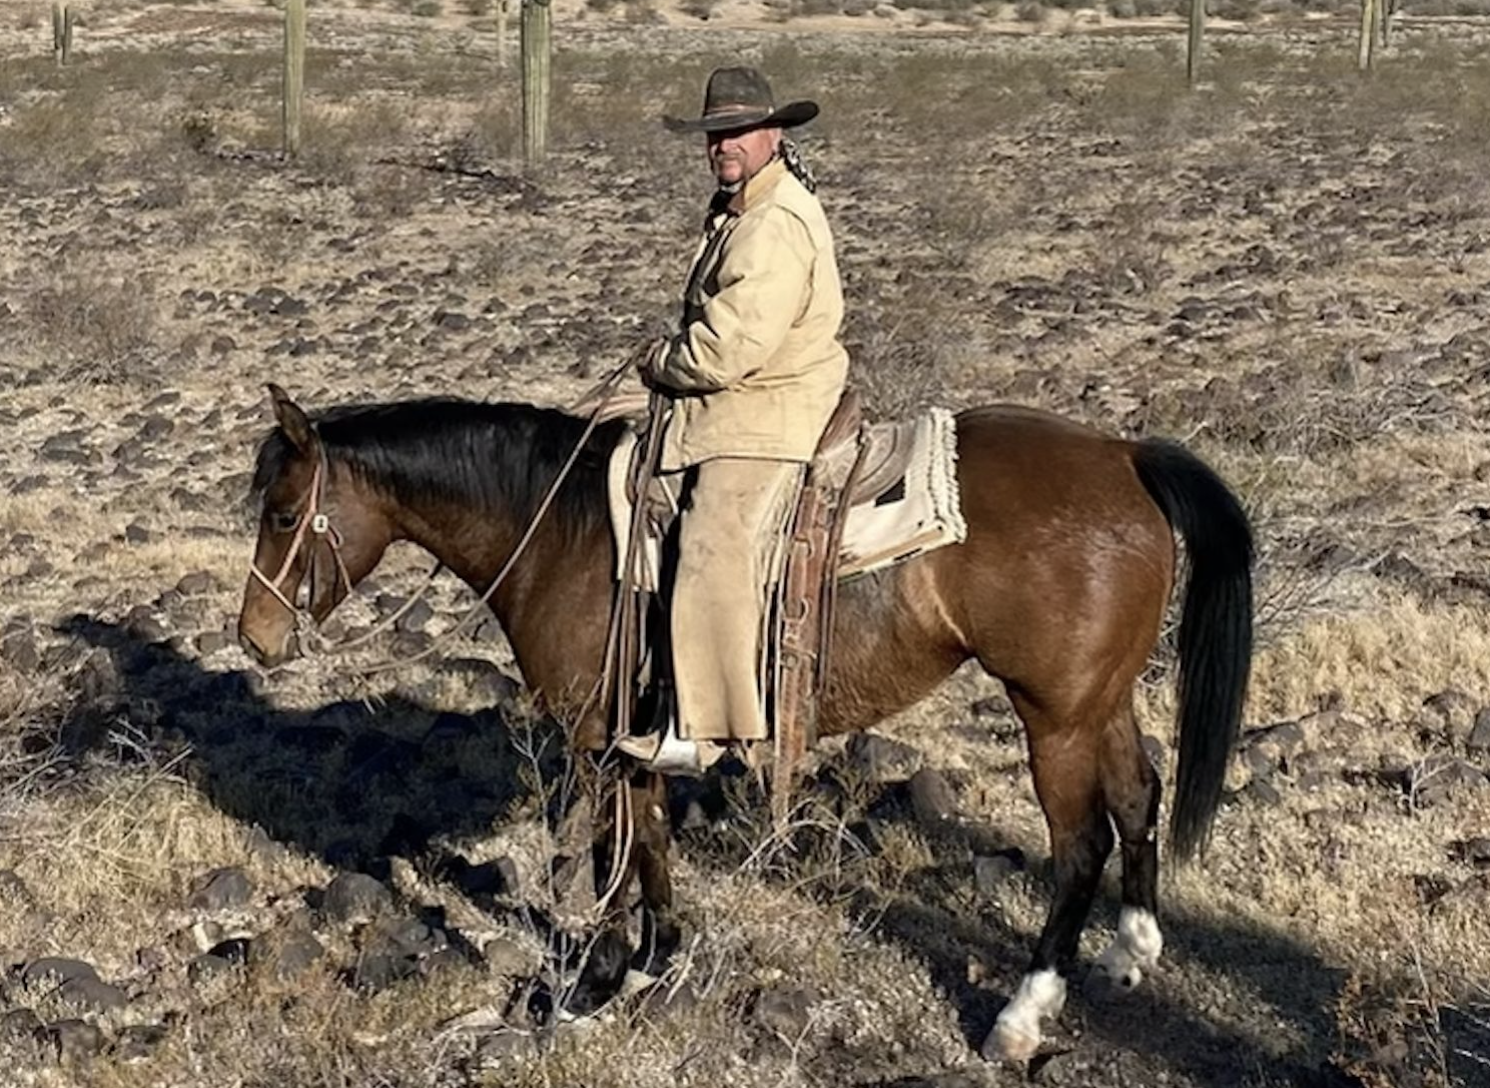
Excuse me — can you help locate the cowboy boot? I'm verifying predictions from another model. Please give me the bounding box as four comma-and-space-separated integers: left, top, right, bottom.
615, 717, 729, 777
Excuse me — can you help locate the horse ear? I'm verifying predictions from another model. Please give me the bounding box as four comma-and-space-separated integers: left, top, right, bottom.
267, 383, 315, 454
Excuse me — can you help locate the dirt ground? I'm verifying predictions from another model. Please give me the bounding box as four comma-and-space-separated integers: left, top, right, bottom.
2, 1, 1490, 1086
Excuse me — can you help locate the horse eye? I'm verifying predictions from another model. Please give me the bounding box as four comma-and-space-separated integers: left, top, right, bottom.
270, 510, 301, 534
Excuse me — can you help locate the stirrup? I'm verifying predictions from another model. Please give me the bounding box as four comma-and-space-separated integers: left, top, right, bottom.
615, 720, 728, 777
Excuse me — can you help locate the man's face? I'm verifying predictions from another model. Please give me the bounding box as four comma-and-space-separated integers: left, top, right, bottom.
706, 124, 781, 188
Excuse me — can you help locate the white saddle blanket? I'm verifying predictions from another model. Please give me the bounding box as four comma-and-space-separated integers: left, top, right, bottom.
607, 407, 968, 589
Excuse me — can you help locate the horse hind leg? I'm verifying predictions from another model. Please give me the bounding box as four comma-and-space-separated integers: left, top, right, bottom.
1092, 702, 1164, 992
985, 699, 1114, 1063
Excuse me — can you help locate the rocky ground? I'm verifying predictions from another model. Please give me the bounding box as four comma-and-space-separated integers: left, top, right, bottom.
2, 2, 1490, 1086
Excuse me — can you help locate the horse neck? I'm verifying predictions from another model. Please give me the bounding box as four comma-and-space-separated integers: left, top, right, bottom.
338, 405, 596, 628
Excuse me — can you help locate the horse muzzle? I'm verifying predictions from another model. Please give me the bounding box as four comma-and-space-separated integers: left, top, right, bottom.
238, 623, 298, 668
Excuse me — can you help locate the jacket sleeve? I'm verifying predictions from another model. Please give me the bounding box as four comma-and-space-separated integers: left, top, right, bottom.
653, 206, 813, 393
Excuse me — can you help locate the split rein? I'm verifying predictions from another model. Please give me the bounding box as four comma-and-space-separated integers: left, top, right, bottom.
249, 359, 634, 678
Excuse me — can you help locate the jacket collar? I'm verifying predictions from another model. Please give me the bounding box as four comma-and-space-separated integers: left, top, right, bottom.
714, 157, 788, 217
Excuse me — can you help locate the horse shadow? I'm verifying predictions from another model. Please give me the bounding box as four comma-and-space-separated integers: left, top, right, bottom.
52, 615, 1357, 1085
52, 614, 568, 896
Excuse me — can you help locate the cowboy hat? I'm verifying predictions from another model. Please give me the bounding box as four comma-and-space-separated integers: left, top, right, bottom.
663, 66, 819, 134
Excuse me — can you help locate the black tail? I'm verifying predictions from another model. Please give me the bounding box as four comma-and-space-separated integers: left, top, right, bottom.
1134, 439, 1254, 863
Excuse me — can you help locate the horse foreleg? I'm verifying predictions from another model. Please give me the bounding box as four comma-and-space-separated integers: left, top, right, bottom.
1093, 703, 1164, 991
630, 770, 681, 974
985, 712, 1112, 1063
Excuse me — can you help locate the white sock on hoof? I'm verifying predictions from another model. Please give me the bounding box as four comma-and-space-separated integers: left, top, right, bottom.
983, 968, 1067, 1062
1095, 906, 1163, 990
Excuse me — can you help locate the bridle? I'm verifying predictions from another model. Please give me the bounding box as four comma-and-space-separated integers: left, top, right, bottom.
248, 437, 353, 646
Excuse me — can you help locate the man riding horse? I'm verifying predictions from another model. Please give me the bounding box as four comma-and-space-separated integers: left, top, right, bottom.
616, 66, 850, 775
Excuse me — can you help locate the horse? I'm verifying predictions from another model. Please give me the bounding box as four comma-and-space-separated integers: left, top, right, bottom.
236, 383, 1253, 1061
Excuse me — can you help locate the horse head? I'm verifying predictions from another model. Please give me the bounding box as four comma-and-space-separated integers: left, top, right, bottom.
237, 385, 392, 667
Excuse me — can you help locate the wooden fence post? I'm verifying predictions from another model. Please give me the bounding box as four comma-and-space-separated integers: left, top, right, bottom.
52, 3, 74, 66
1357, 0, 1378, 71
284, 0, 307, 158
1187, 0, 1205, 87
521, 0, 551, 167
497, 0, 509, 71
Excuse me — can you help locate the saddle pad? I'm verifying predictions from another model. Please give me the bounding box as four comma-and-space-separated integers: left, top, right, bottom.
607, 407, 967, 587
838, 407, 967, 578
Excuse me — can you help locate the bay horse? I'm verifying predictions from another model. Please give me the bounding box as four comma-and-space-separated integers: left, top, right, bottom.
236, 384, 1252, 1062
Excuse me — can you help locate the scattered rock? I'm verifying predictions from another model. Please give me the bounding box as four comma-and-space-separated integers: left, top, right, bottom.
323, 872, 394, 924
188, 867, 254, 911
752, 985, 819, 1040
1140, 733, 1166, 774
421, 946, 467, 975
351, 952, 418, 992
1420, 689, 1477, 739
112, 1022, 168, 1063
1405, 757, 1488, 807
1450, 837, 1490, 869
123, 605, 169, 642
0, 869, 35, 906
187, 953, 236, 985
394, 599, 435, 634
846, 733, 924, 783
1468, 708, 1490, 753
374, 916, 448, 960
908, 767, 959, 825
176, 570, 220, 596
22, 957, 99, 986
59, 977, 127, 1012
44, 1019, 104, 1063
1297, 770, 1334, 793
973, 849, 1027, 897
1244, 720, 1307, 765
195, 630, 230, 656
1245, 777, 1284, 807
0, 1008, 42, 1043
267, 929, 325, 980
1, 629, 41, 672
482, 936, 535, 978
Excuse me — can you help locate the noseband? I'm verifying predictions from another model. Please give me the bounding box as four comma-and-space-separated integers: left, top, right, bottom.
249, 441, 353, 638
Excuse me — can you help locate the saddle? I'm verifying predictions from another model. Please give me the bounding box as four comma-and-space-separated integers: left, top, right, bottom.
604, 391, 967, 820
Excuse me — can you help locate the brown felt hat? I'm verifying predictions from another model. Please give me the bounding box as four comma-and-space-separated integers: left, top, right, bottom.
663, 66, 819, 134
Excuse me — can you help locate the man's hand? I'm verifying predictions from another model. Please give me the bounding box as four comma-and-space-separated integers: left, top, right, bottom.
637, 336, 669, 389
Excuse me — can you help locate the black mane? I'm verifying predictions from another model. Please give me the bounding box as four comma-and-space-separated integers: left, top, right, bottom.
252, 398, 626, 540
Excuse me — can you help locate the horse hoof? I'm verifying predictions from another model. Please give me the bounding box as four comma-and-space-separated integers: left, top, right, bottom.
983, 969, 1065, 1064
1094, 906, 1163, 995
1092, 955, 1145, 993
982, 1022, 1041, 1064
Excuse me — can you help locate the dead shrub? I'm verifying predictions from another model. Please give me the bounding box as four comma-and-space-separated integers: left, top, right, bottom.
26, 269, 159, 384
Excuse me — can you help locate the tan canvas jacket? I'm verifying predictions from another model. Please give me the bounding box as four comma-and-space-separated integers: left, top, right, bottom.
653, 158, 850, 471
